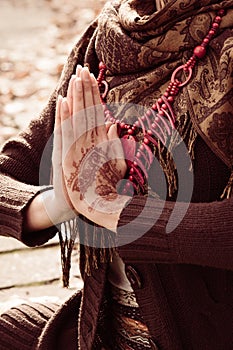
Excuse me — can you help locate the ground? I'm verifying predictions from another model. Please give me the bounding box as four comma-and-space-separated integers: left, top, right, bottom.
0, 0, 106, 313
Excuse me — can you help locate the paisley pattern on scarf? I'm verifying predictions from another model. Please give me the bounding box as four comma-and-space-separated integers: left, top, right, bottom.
208, 112, 233, 164
93, 0, 233, 169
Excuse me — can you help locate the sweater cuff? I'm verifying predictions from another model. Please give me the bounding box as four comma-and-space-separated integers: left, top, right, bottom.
0, 175, 57, 247
116, 195, 176, 263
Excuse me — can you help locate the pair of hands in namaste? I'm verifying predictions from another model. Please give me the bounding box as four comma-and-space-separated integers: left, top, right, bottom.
52, 65, 128, 231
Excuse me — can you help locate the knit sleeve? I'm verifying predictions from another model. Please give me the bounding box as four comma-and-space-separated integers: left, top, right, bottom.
117, 194, 233, 271
0, 90, 58, 247
0, 174, 57, 246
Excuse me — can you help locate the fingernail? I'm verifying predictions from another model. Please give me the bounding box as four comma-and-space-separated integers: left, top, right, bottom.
82, 66, 90, 80
76, 66, 82, 78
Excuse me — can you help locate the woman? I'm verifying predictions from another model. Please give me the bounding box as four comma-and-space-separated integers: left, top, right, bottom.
0, 0, 233, 349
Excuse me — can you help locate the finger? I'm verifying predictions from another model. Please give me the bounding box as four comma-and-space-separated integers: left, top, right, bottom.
90, 73, 106, 139
105, 122, 113, 133
60, 98, 74, 161
72, 77, 86, 141
80, 67, 96, 135
73, 77, 84, 115
76, 64, 82, 77
52, 95, 63, 166
54, 95, 62, 130
107, 123, 119, 140
67, 75, 76, 115
81, 67, 94, 108
107, 124, 126, 162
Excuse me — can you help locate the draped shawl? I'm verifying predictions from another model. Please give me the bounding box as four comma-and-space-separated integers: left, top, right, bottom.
56, 0, 233, 281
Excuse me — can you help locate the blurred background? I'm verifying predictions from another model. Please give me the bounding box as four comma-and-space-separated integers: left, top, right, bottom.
0, 0, 106, 312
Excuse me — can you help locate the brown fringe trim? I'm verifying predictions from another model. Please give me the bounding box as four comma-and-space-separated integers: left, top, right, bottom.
58, 219, 78, 287
78, 216, 115, 276
157, 112, 197, 198
221, 169, 233, 199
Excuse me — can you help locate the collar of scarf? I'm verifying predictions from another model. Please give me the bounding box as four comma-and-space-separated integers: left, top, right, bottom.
57, 0, 233, 281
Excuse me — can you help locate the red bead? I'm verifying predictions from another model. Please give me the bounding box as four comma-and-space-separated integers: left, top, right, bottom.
129, 176, 133, 182
162, 104, 167, 110
99, 62, 106, 70
158, 97, 163, 104
126, 182, 132, 188
141, 116, 146, 121
159, 110, 165, 116
164, 92, 169, 97
135, 121, 140, 127
218, 9, 225, 16
144, 137, 150, 145
128, 129, 134, 135
129, 168, 134, 174
168, 96, 174, 102
146, 110, 152, 117
147, 130, 153, 136
193, 45, 206, 58
215, 16, 222, 23
140, 144, 144, 151
136, 152, 141, 158
201, 42, 207, 48
213, 22, 219, 29
203, 38, 210, 44
152, 104, 157, 110
209, 30, 215, 36
120, 122, 125, 128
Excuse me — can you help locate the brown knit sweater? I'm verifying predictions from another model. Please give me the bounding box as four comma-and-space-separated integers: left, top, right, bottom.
0, 107, 233, 350
0, 2, 233, 349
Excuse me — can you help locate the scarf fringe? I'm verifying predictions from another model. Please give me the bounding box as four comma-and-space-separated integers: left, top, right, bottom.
221, 169, 233, 199
157, 112, 197, 198
58, 219, 78, 287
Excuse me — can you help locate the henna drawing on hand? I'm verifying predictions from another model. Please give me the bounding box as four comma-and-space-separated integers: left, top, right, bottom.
79, 146, 123, 196
66, 144, 124, 203
95, 160, 122, 196
66, 146, 94, 197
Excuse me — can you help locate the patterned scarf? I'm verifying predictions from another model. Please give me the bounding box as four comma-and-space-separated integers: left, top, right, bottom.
57, 0, 233, 282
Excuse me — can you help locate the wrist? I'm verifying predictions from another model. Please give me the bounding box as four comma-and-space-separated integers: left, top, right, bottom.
42, 188, 77, 224
24, 188, 77, 232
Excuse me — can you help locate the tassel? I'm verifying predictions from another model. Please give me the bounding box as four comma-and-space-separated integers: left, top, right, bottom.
58, 218, 78, 287
221, 169, 233, 199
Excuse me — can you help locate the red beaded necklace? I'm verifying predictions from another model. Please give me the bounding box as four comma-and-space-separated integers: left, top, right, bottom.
97, 9, 225, 195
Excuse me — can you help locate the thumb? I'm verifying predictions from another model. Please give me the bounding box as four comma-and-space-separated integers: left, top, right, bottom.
107, 123, 119, 140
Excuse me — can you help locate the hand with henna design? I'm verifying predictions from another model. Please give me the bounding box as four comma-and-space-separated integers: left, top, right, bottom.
57, 66, 130, 231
